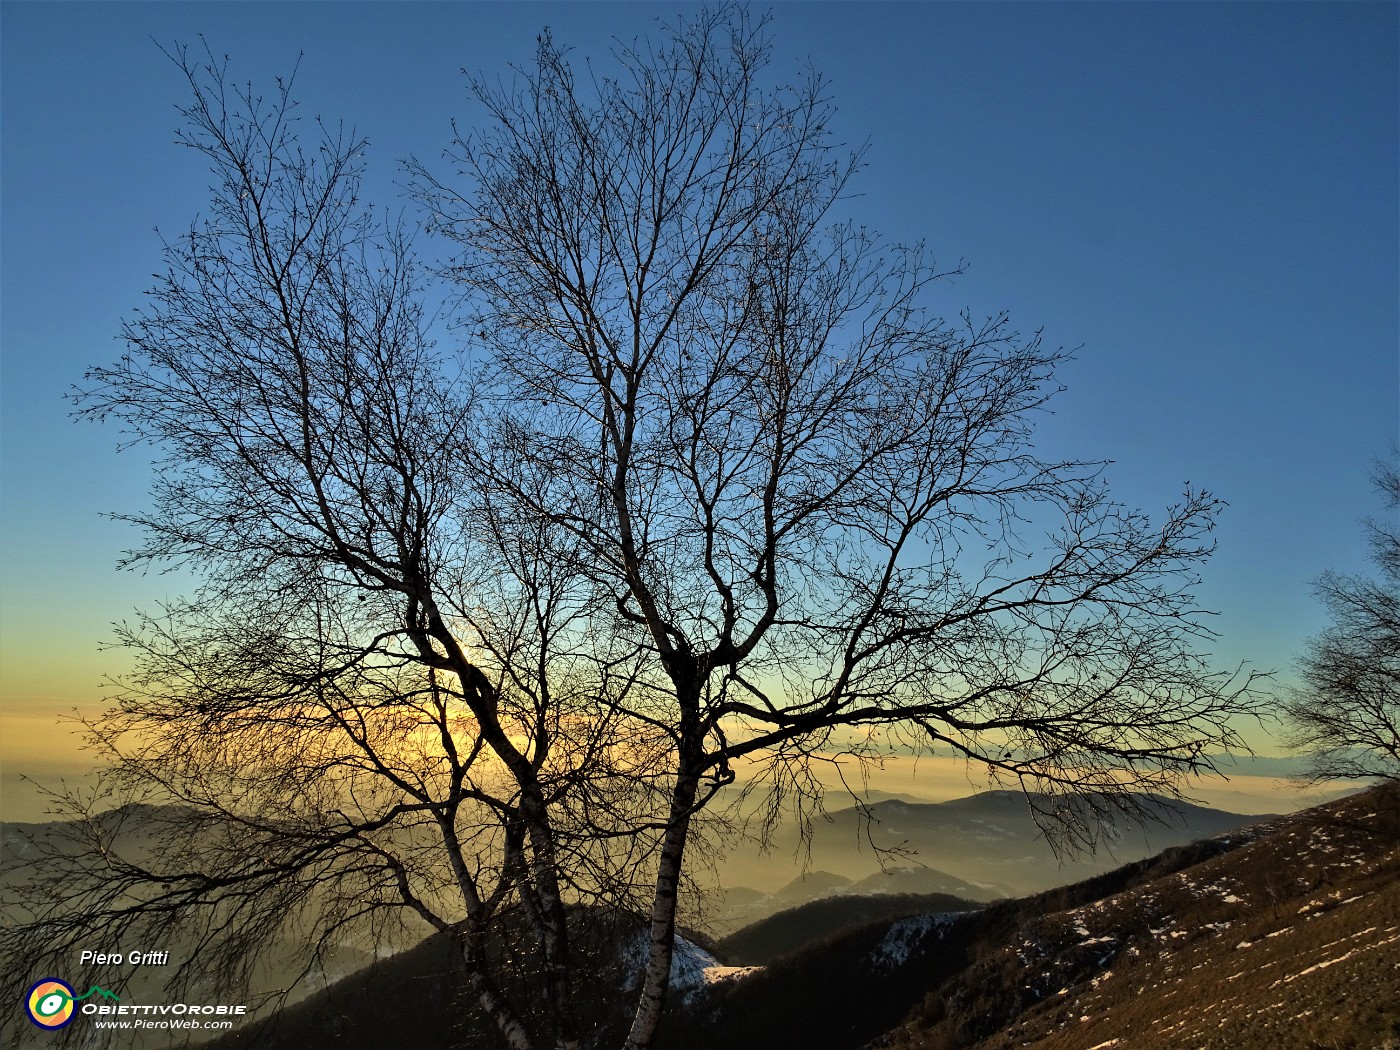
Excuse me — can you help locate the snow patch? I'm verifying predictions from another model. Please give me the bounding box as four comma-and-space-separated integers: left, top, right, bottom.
623, 933, 721, 997
868, 912, 969, 970
666, 935, 721, 995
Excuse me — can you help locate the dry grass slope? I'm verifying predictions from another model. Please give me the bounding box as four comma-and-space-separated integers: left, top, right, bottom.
883, 782, 1400, 1050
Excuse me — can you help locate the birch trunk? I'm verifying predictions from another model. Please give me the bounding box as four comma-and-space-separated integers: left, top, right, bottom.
622, 761, 701, 1050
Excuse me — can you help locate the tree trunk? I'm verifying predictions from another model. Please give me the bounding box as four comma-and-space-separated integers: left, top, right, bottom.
521, 796, 585, 1050
462, 940, 536, 1050
623, 758, 701, 1050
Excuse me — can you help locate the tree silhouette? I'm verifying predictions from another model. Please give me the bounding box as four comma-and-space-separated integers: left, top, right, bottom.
3, 11, 1263, 1050
1283, 453, 1400, 782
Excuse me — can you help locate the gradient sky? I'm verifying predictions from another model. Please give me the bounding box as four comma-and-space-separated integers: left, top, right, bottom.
1, 2, 1396, 816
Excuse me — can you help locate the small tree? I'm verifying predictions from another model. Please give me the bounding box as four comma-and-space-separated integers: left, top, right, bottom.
4, 11, 1263, 1050
1282, 454, 1400, 782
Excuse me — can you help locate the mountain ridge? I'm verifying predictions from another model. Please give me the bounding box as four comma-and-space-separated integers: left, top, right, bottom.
174, 785, 1399, 1050
679, 781, 1400, 1050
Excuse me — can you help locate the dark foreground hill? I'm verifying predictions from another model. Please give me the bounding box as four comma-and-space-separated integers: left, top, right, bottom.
674, 781, 1400, 1050
187, 783, 1399, 1050
897, 783, 1400, 1049
197, 909, 725, 1050
717, 891, 980, 966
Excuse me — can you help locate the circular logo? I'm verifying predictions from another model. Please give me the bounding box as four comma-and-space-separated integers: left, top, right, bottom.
25, 978, 76, 1030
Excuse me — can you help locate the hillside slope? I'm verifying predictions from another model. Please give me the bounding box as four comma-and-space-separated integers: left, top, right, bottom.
671, 782, 1398, 1050
109, 785, 1395, 1050
880, 781, 1400, 1049
718, 891, 979, 966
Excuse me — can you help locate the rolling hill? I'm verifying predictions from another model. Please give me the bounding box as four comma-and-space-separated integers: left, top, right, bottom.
787, 790, 1272, 897
717, 890, 980, 966
675, 781, 1400, 1050
9, 785, 1394, 1049
210, 785, 1397, 1048
886, 783, 1400, 1049
706, 789, 1267, 929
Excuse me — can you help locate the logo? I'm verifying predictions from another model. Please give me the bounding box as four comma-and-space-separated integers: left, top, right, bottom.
24, 979, 120, 1030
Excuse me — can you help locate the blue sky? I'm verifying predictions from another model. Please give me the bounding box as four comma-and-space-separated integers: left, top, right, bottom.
2, 2, 1396, 778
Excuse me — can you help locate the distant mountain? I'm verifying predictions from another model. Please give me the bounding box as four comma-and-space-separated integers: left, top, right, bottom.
707, 863, 996, 932
789, 789, 1271, 896
847, 866, 1011, 900
766, 865, 1004, 904
0, 803, 191, 868
1202, 751, 1330, 778
1, 805, 400, 1049
771, 870, 855, 904
136, 783, 1398, 1050
665, 781, 1400, 1050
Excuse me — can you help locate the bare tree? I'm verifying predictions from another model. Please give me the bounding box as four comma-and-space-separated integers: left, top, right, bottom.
1282, 453, 1400, 782
410, 7, 1263, 1047
4, 10, 1264, 1050
6, 42, 661, 1050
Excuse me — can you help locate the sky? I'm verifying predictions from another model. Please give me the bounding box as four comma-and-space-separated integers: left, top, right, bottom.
1, 2, 1396, 820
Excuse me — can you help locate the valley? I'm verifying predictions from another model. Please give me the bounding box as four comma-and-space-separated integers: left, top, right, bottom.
5, 783, 1395, 1050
